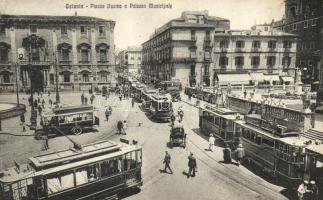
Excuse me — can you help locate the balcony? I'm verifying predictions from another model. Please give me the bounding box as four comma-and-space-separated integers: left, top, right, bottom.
97, 60, 109, 65
268, 47, 277, 52
79, 60, 91, 65
171, 57, 196, 64
283, 47, 291, 52
235, 48, 245, 53
59, 60, 72, 65
19, 60, 51, 66
251, 48, 260, 52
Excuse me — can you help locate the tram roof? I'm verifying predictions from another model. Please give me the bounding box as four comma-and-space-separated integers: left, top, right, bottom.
306, 144, 323, 159
29, 140, 120, 170
203, 105, 238, 116
52, 105, 94, 115
150, 94, 170, 101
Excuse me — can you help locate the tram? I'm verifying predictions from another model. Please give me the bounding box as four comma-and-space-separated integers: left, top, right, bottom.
141, 89, 157, 112
149, 94, 173, 122
0, 140, 142, 200
157, 81, 182, 92
35, 105, 100, 139
199, 105, 241, 147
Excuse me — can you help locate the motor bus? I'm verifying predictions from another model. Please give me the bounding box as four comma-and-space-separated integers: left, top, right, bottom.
235, 114, 312, 188
199, 105, 241, 147
0, 140, 142, 200
149, 94, 173, 122
141, 89, 157, 112
34, 105, 100, 139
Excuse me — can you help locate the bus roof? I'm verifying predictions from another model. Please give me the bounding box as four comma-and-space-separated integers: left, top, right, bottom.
29, 140, 120, 170
52, 105, 94, 115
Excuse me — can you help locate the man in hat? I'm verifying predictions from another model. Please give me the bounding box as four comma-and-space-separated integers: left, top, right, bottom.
187, 152, 197, 178
297, 180, 309, 200
163, 151, 173, 174
209, 133, 215, 152
308, 180, 318, 200
223, 143, 232, 164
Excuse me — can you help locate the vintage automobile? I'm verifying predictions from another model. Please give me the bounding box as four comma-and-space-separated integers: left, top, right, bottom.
169, 123, 186, 148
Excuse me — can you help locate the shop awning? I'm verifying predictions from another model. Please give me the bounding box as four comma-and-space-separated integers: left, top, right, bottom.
217, 74, 251, 85
249, 73, 265, 82
264, 74, 280, 82
280, 76, 294, 83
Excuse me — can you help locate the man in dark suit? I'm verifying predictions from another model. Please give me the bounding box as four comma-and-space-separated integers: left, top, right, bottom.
187, 152, 197, 178
163, 151, 173, 174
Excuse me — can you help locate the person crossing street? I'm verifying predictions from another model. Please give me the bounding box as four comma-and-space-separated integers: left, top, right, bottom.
187, 152, 197, 178
163, 151, 173, 174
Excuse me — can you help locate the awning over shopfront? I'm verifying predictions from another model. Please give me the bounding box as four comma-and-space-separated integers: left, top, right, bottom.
263, 74, 280, 82
280, 76, 294, 83
217, 74, 251, 85
249, 73, 265, 83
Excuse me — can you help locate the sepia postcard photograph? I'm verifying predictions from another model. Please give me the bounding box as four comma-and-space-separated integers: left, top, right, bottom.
0, 0, 322, 199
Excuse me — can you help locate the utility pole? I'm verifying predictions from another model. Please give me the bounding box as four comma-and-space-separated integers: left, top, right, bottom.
54, 52, 60, 103
15, 62, 19, 105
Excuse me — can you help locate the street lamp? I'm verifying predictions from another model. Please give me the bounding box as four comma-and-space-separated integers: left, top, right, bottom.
54, 52, 60, 103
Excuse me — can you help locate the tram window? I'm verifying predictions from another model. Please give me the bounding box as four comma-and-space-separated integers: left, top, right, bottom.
256, 136, 261, 145
137, 150, 142, 164
47, 171, 75, 194
262, 138, 274, 148
100, 158, 122, 178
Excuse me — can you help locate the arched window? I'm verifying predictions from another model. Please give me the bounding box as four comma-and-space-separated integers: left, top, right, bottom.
77, 43, 91, 63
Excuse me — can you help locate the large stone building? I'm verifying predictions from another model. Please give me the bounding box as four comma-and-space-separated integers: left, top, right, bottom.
118, 46, 142, 74
142, 10, 230, 87
272, 0, 323, 86
213, 29, 298, 86
0, 14, 115, 92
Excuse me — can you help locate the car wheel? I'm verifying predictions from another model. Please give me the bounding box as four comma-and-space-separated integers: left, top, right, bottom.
72, 127, 83, 135
34, 130, 45, 140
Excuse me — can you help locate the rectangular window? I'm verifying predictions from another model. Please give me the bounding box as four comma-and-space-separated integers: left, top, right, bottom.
61, 26, 67, 35
30, 25, 37, 33
293, 23, 297, 30
236, 41, 245, 48
309, 42, 315, 49
283, 40, 292, 48
251, 56, 260, 65
304, 20, 308, 28
252, 41, 260, 48
190, 50, 197, 58
62, 49, 69, 61
282, 56, 291, 67
311, 19, 317, 26
267, 56, 276, 65
0, 25, 5, 35
99, 26, 105, 36
50, 74, 54, 84
235, 56, 244, 65
0, 48, 8, 63
268, 40, 276, 49
63, 74, 70, 82
219, 56, 228, 66
220, 40, 229, 48
80, 26, 86, 35
3, 73, 10, 83
82, 73, 89, 82
99, 49, 107, 62
81, 50, 88, 62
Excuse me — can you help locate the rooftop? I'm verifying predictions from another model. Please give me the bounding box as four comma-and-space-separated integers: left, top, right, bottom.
0, 14, 115, 24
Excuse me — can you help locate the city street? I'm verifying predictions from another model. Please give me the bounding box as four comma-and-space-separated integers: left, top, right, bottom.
0, 92, 291, 200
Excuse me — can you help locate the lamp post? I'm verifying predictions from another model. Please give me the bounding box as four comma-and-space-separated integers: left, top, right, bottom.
54, 52, 60, 103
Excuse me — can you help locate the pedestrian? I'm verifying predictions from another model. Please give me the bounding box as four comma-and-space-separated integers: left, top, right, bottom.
105, 107, 111, 121
308, 180, 319, 200
84, 96, 88, 104
41, 99, 45, 108
117, 120, 123, 135
90, 94, 95, 104
48, 90, 50, 96
208, 133, 215, 152
298, 180, 309, 200
235, 143, 245, 166
243, 90, 247, 99
38, 105, 42, 115
187, 152, 197, 178
119, 94, 122, 101
20, 114, 26, 132
223, 143, 232, 164
163, 151, 173, 174
132, 97, 135, 108
49, 99, 53, 107
28, 96, 32, 106
123, 120, 127, 135
178, 108, 184, 122
170, 112, 176, 126
42, 135, 49, 151
37, 97, 40, 104
81, 93, 85, 104
33, 100, 38, 108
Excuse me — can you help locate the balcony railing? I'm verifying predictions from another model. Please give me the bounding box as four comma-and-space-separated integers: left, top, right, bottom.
59, 60, 72, 65
171, 57, 196, 63
235, 48, 244, 52
79, 60, 91, 64
97, 60, 109, 64
19, 60, 51, 65
251, 48, 260, 52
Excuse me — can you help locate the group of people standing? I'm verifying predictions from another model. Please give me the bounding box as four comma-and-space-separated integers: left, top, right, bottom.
81, 93, 96, 105
298, 180, 319, 200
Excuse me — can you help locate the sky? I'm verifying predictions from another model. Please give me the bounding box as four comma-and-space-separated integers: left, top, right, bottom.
0, 0, 285, 50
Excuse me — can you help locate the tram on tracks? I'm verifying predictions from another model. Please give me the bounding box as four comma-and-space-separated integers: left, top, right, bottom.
149, 94, 173, 122
199, 105, 241, 147
141, 89, 157, 112
0, 140, 142, 200
34, 105, 100, 139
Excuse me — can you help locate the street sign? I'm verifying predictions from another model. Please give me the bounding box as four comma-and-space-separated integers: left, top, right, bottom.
17, 48, 25, 60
